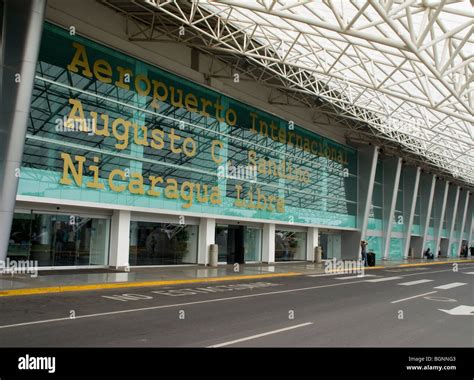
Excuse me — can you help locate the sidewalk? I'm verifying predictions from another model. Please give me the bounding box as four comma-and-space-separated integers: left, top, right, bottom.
1, 257, 473, 297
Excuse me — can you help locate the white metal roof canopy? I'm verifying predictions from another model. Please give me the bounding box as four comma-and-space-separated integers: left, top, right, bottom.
119, 0, 473, 185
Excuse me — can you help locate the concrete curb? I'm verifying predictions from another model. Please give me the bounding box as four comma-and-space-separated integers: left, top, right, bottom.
0, 272, 301, 297
1, 259, 473, 298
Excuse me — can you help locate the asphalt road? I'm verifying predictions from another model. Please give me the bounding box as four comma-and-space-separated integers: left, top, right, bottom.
0, 263, 473, 347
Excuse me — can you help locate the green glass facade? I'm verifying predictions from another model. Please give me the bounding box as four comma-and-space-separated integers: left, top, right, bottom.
18, 23, 357, 228
6, 22, 472, 267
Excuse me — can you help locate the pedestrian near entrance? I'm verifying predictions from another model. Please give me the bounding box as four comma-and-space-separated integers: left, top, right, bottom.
424, 248, 434, 259
360, 240, 368, 267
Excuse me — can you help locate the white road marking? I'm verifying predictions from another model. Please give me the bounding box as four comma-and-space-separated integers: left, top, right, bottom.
438, 305, 474, 316
1, 264, 473, 330
307, 273, 346, 277
336, 274, 378, 280
463, 272, 474, 274
391, 291, 438, 304
424, 296, 457, 302
434, 282, 467, 290
365, 276, 402, 282
386, 268, 428, 272
207, 322, 313, 348
398, 279, 434, 286
0, 279, 373, 330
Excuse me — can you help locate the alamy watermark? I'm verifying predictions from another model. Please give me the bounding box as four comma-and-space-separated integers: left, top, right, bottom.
217, 161, 257, 182
0, 258, 38, 278
324, 258, 364, 276
55, 116, 96, 135
18, 354, 55, 374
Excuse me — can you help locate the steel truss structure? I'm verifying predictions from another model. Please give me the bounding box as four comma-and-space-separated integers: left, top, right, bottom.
100, 0, 473, 188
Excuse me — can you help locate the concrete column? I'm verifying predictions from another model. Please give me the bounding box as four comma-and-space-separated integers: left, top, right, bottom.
434, 180, 449, 256
0, 0, 46, 260
198, 218, 215, 265
359, 146, 379, 242
109, 210, 131, 269
262, 223, 275, 263
306, 227, 319, 262
447, 186, 460, 257
455, 190, 469, 257
420, 174, 436, 257
402, 167, 421, 258
382, 157, 402, 259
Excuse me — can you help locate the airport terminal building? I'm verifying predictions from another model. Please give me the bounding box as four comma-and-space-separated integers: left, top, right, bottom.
2, 0, 473, 270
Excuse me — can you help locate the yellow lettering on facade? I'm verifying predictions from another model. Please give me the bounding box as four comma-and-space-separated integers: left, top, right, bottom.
129, 172, 145, 194
165, 178, 179, 199
111, 118, 130, 150
181, 181, 194, 208
59, 153, 85, 186
67, 42, 93, 77
147, 176, 163, 196
134, 74, 151, 97
66, 98, 88, 132
211, 140, 224, 164
109, 169, 126, 192
93, 59, 113, 84
86, 156, 105, 190
115, 66, 133, 90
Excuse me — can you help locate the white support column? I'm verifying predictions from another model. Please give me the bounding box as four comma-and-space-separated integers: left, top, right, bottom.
0, 0, 46, 260
360, 146, 379, 242
403, 167, 421, 258
382, 157, 402, 259
455, 190, 469, 257
198, 218, 215, 265
262, 223, 275, 263
434, 180, 449, 256
306, 227, 319, 262
420, 174, 436, 257
447, 186, 460, 257
109, 210, 131, 270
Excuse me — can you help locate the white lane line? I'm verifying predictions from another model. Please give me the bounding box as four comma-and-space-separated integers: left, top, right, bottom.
0, 279, 371, 330
207, 322, 313, 348
463, 272, 474, 274
336, 274, 378, 280
307, 273, 346, 277
398, 279, 434, 286
434, 282, 467, 290
365, 276, 402, 283
391, 291, 438, 304
2, 265, 473, 330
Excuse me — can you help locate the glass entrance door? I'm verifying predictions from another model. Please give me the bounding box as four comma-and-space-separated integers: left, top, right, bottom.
8, 212, 110, 266
215, 224, 262, 264
319, 232, 341, 260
